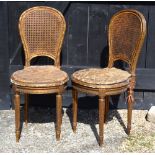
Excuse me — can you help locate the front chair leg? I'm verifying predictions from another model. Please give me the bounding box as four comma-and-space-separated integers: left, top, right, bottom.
99, 96, 105, 146
127, 85, 134, 135
14, 92, 21, 142
56, 93, 62, 141
72, 88, 78, 133
24, 94, 29, 126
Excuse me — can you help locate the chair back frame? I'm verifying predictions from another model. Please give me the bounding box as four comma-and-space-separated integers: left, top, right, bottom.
108, 9, 146, 76
19, 6, 66, 68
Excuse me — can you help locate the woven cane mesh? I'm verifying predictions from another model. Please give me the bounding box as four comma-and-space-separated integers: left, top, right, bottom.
19, 7, 65, 62
109, 11, 143, 64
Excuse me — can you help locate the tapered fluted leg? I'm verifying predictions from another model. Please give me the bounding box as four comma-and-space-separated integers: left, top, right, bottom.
14, 92, 20, 142
56, 93, 62, 140
24, 94, 28, 126
127, 87, 134, 135
72, 88, 78, 133
104, 96, 109, 122
99, 96, 105, 146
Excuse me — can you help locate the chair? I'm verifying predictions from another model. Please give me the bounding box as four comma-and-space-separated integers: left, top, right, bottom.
11, 6, 68, 142
71, 9, 146, 146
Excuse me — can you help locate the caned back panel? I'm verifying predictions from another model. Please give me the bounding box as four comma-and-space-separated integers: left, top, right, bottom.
108, 10, 146, 74
19, 6, 66, 67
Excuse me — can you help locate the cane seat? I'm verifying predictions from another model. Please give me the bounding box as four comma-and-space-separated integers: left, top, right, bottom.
72, 67, 131, 89
11, 66, 68, 87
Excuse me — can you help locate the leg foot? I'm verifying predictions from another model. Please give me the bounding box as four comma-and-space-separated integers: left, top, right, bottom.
16, 131, 20, 142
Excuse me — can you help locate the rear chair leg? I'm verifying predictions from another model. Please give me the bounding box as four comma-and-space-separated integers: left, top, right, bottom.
72, 88, 78, 133
24, 94, 28, 126
127, 78, 135, 135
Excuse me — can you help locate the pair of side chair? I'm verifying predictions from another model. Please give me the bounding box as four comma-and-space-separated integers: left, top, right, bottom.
10, 6, 146, 146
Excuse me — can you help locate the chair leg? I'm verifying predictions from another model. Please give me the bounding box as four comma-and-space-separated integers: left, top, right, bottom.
24, 94, 28, 126
127, 87, 134, 135
14, 92, 20, 142
72, 88, 78, 133
104, 96, 109, 122
127, 77, 136, 135
99, 96, 105, 146
56, 93, 62, 141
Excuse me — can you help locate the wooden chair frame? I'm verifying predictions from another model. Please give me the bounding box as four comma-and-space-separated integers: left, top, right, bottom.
12, 6, 67, 142
71, 9, 146, 146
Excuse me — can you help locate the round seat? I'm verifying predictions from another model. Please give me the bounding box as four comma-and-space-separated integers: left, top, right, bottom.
72, 67, 131, 89
11, 65, 69, 87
